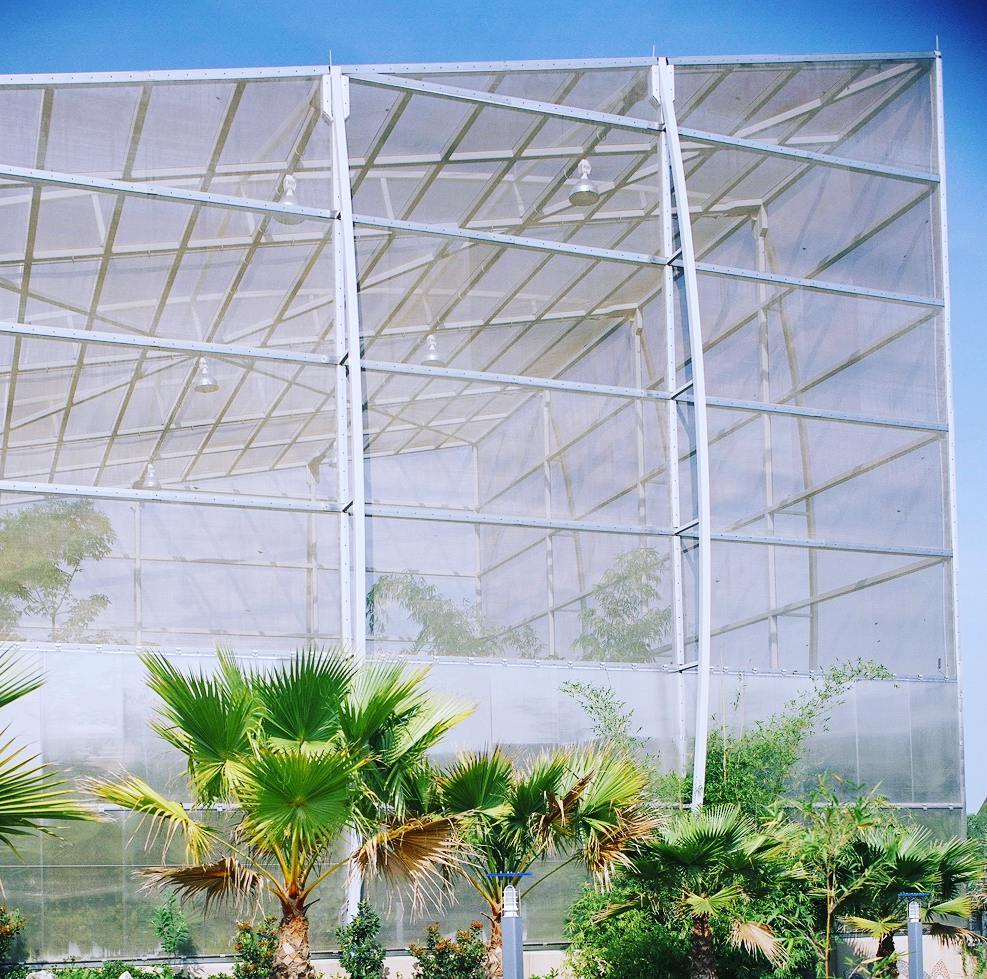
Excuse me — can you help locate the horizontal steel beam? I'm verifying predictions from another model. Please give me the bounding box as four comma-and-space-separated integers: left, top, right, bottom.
669, 53, 936, 65
361, 358, 672, 401
0, 319, 337, 366
0, 65, 329, 87
698, 528, 951, 559
0, 164, 337, 222
365, 502, 675, 537
679, 126, 938, 183
348, 72, 661, 133
353, 213, 669, 266
0, 480, 343, 513
691, 260, 944, 307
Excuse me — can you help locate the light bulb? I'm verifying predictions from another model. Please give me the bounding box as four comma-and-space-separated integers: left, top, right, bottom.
193, 357, 219, 394
142, 463, 161, 490
274, 174, 305, 226
568, 159, 601, 207
422, 334, 445, 367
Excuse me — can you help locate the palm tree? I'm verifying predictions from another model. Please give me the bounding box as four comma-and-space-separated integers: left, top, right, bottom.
89, 648, 472, 979
609, 806, 791, 979
410, 747, 654, 978
844, 827, 984, 976
0, 650, 93, 852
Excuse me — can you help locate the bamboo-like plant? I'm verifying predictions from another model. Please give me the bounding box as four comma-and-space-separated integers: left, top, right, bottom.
0, 650, 92, 852
88, 648, 473, 979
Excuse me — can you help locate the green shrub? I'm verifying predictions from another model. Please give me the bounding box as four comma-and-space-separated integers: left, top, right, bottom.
337, 902, 386, 979
232, 917, 279, 979
0, 907, 25, 964
150, 894, 193, 956
409, 922, 486, 979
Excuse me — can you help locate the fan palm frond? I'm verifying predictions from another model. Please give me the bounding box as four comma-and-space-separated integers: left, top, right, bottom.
140, 856, 264, 913
87, 774, 214, 864
0, 651, 42, 709
730, 919, 786, 966
0, 730, 93, 850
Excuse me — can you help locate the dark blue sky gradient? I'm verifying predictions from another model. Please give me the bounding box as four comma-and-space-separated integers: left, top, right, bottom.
5, 0, 986, 805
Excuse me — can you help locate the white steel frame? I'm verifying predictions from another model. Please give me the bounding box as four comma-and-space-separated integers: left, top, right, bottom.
0, 53, 961, 825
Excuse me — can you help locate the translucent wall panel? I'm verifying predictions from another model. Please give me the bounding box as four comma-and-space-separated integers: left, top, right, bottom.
367, 515, 676, 665
364, 372, 670, 528
705, 672, 961, 806
684, 150, 938, 296
348, 83, 661, 251
674, 59, 936, 172
0, 77, 331, 200
0, 493, 341, 651
706, 407, 947, 549
0, 335, 338, 496
355, 230, 662, 380
696, 274, 945, 422
0, 182, 336, 352
708, 540, 953, 674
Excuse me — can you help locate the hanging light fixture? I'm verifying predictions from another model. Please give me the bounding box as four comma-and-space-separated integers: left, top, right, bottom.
274, 174, 305, 225
422, 334, 445, 367
568, 159, 601, 207
193, 357, 219, 394
141, 463, 161, 490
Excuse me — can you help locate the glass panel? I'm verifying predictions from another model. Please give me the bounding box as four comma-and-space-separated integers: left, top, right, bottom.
348, 82, 661, 251
0, 335, 337, 496
356, 230, 663, 386
697, 274, 945, 422
0, 494, 340, 652
364, 371, 670, 528
367, 517, 675, 665
685, 147, 938, 297
675, 60, 936, 173
707, 406, 947, 549
0, 182, 336, 352
709, 540, 953, 674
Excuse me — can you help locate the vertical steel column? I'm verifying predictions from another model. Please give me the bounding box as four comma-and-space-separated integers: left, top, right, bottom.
325, 67, 368, 921
653, 60, 714, 808
655, 128, 688, 775
933, 51, 965, 824
326, 68, 367, 659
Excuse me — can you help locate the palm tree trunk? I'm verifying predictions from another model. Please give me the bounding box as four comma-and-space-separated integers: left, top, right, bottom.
273, 907, 317, 979
689, 914, 718, 979
875, 932, 898, 978
486, 909, 504, 979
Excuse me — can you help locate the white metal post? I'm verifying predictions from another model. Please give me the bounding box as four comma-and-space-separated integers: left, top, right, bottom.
326, 67, 368, 922
653, 60, 714, 809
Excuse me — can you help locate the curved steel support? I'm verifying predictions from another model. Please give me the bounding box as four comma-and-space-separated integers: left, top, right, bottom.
653, 60, 714, 809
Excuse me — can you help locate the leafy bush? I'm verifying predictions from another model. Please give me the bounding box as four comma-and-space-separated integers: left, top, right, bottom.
150, 894, 193, 956
337, 902, 386, 979
0, 906, 25, 964
409, 922, 486, 979
54, 965, 175, 979
232, 917, 279, 979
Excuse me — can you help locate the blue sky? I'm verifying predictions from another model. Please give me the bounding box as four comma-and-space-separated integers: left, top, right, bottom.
5, 0, 986, 804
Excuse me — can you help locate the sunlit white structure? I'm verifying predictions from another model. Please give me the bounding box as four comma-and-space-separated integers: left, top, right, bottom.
0, 51, 960, 958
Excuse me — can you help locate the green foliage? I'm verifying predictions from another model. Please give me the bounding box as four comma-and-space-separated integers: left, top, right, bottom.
368, 573, 540, 658
52, 964, 175, 979
0, 499, 116, 641
565, 658, 893, 816
409, 922, 487, 979
0, 651, 93, 852
337, 902, 386, 979
0, 906, 25, 963
574, 547, 671, 662
150, 893, 193, 956
232, 916, 279, 979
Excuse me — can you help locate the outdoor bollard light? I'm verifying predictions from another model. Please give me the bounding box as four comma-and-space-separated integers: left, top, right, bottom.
502, 884, 524, 979
899, 892, 928, 979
